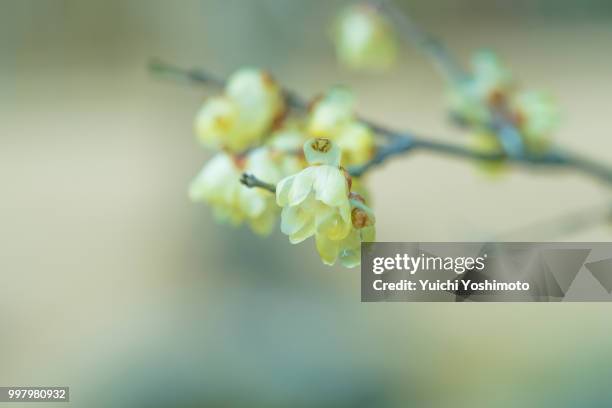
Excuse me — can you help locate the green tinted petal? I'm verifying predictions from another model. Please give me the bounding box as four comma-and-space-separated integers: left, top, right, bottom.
315, 233, 341, 265
289, 219, 316, 244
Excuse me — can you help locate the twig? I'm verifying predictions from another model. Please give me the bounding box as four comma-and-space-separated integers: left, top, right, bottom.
378, 0, 526, 156
149, 60, 612, 189
377, 0, 466, 82
149, 58, 225, 88
148, 58, 399, 142
240, 173, 276, 193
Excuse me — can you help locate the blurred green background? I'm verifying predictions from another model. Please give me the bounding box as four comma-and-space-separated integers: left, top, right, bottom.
2, 0, 612, 406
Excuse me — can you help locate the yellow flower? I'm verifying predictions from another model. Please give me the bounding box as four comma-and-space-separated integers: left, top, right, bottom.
333, 3, 398, 71
277, 138, 376, 267
195, 68, 285, 152
194, 96, 241, 150
335, 122, 375, 167
316, 196, 376, 267
308, 89, 375, 166
189, 147, 287, 235
277, 138, 351, 243
308, 88, 354, 139
265, 128, 308, 176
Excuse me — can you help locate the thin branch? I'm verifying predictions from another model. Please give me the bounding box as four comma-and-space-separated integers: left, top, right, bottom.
149, 60, 612, 189
149, 58, 225, 88
240, 173, 276, 193
377, 0, 466, 83
149, 58, 400, 142
378, 0, 527, 156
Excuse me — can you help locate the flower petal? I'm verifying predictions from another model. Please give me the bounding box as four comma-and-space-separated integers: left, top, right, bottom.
289, 219, 316, 244
280, 205, 311, 236
315, 233, 340, 265
313, 166, 348, 207
276, 174, 295, 207
316, 207, 351, 241
288, 168, 315, 206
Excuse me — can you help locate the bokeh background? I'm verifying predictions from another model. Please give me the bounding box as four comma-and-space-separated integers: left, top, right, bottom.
2, 0, 612, 406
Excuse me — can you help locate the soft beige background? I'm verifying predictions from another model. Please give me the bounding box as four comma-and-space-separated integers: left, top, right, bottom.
1, 1, 612, 406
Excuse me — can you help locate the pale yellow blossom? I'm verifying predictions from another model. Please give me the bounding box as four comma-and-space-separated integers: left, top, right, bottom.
195, 68, 284, 152
333, 3, 398, 71
277, 138, 351, 244
189, 147, 288, 235
308, 89, 375, 166
335, 122, 375, 167
277, 138, 376, 267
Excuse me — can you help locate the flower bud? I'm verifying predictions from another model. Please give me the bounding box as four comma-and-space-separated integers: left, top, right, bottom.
350, 198, 375, 228
334, 3, 398, 71
336, 122, 375, 166
226, 68, 285, 141
194, 96, 240, 150
194, 68, 285, 153
308, 88, 354, 138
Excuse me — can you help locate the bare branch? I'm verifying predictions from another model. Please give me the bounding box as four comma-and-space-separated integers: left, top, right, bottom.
150, 60, 612, 187
240, 173, 276, 193
377, 0, 466, 82
378, 0, 527, 156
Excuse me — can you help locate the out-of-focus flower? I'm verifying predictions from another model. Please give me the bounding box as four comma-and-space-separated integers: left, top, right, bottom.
195, 68, 285, 152
333, 3, 398, 71
470, 50, 513, 102
448, 51, 513, 126
308, 88, 375, 166
277, 138, 376, 267
189, 147, 290, 235
265, 129, 307, 179
449, 51, 559, 154
308, 88, 354, 138
335, 122, 375, 167
267, 127, 307, 158
194, 96, 241, 149
511, 91, 559, 153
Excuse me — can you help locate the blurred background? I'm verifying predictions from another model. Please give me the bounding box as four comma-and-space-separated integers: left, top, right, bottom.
2, 0, 612, 406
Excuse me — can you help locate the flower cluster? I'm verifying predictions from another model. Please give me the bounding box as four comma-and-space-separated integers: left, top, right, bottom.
448, 51, 560, 161
190, 69, 297, 235
189, 68, 377, 267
